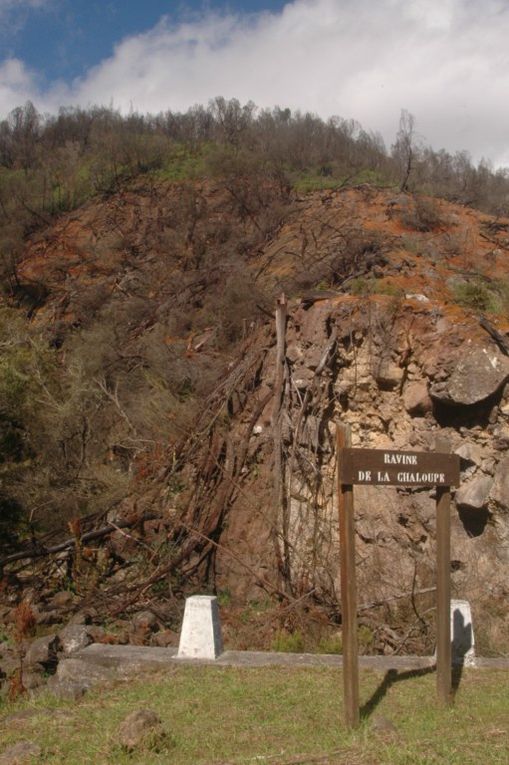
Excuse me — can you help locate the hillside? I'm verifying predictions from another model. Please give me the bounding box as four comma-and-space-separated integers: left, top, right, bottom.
1, 163, 509, 681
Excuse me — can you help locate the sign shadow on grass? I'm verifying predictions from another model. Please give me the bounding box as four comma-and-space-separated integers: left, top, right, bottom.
361, 608, 473, 719
360, 666, 435, 720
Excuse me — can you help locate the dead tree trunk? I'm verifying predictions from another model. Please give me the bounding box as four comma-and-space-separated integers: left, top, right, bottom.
271, 294, 292, 594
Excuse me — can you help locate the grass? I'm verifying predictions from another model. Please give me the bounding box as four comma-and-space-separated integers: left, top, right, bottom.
152, 144, 211, 182
293, 168, 390, 194
450, 277, 509, 316
0, 666, 508, 764
349, 277, 404, 299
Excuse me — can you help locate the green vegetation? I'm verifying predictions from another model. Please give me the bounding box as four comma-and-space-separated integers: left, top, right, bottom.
451, 277, 509, 315
1, 97, 509, 298
293, 173, 348, 194
0, 666, 507, 764
293, 167, 390, 194
349, 277, 404, 298
153, 143, 211, 182
271, 628, 305, 652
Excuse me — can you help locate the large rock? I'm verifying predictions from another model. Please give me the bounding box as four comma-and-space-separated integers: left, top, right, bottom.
430, 347, 509, 406
489, 456, 509, 510
454, 442, 484, 466
21, 669, 46, 691
58, 624, 93, 655
48, 591, 75, 609
24, 634, 59, 672
116, 709, 164, 751
403, 381, 432, 415
131, 611, 158, 632
55, 657, 115, 688
151, 630, 177, 648
455, 476, 493, 509
375, 360, 404, 390
129, 611, 159, 646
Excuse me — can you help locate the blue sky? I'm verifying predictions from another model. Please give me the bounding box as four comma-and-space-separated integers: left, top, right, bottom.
1, 2, 287, 83
1, 0, 509, 166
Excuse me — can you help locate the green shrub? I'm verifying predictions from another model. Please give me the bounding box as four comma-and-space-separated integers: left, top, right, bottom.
358, 624, 374, 651
316, 633, 342, 654
293, 173, 347, 194
452, 281, 497, 312
271, 629, 305, 653
349, 277, 403, 298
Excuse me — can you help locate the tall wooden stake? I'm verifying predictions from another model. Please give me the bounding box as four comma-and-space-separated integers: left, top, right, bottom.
272, 295, 289, 588
435, 437, 452, 706
337, 424, 359, 729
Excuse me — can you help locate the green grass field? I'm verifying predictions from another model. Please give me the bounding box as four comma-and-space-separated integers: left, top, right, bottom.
0, 666, 507, 764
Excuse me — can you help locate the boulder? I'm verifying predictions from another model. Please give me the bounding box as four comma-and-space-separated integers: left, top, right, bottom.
58, 624, 93, 655
492, 425, 509, 450
402, 381, 432, 415
0, 647, 17, 679
116, 709, 164, 751
455, 477, 493, 509
131, 611, 158, 631
48, 591, 75, 609
430, 348, 509, 406
21, 669, 46, 691
55, 657, 114, 688
454, 442, 484, 466
489, 456, 509, 510
151, 630, 177, 648
34, 610, 61, 627
129, 611, 159, 646
24, 634, 59, 672
375, 360, 404, 390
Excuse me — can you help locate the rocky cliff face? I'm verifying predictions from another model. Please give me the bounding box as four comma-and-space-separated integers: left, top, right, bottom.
187, 294, 509, 655
4, 181, 509, 657
171, 187, 509, 655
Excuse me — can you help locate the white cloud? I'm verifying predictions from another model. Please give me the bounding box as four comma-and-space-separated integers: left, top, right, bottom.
0, 58, 39, 111
1, 0, 509, 165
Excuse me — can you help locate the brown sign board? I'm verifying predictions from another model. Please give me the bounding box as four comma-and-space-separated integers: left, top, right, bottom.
339, 447, 460, 487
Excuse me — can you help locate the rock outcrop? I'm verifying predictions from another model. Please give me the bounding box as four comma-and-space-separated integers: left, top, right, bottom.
181, 293, 509, 655
3, 182, 509, 658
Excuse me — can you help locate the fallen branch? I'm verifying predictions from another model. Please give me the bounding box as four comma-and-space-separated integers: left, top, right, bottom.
178, 521, 291, 603
0, 513, 160, 568
358, 586, 436, 612
479, 314, 509, 356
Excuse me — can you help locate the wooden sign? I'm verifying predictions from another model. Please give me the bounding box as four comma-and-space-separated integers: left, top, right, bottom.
340, 447, 460, 487
336, 429, 457, 731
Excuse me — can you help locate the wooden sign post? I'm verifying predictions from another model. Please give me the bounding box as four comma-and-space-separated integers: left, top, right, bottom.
336, 425, 359, 729
336, 425, 460, 728
435, 437, 452, 707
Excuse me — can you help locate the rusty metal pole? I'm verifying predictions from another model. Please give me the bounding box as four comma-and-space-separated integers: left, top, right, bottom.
337, 424, 360, 729
435, 437, 452, 706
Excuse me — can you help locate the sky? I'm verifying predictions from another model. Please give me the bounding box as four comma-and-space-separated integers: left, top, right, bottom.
1, 0, 509, 167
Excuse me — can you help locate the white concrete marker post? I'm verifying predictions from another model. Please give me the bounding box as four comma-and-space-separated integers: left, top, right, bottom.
451, 599, 475, 666
177, 595, 223, 660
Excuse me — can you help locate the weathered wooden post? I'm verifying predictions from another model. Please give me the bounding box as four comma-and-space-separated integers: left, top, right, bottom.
435, 437, 452, 706
336, 424, 360, 729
